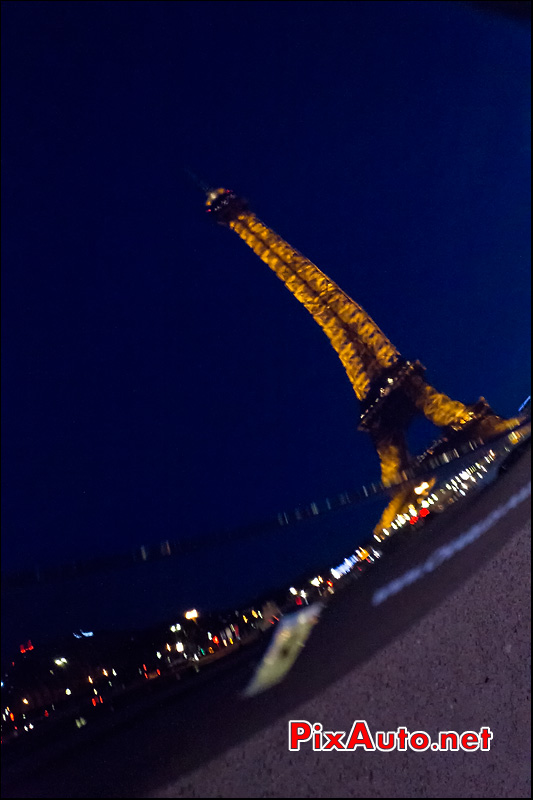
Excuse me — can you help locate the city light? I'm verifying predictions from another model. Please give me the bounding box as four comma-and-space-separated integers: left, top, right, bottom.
2, 428, 525, 750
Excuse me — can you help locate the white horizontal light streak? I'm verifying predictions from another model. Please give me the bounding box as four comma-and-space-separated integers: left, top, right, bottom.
372, 482, 531, 606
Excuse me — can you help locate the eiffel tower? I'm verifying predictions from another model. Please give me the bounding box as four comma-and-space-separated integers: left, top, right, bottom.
203, 186, 520, 535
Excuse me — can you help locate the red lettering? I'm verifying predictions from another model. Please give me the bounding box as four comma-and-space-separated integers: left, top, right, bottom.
461, 732, 479, 751
409, 731, 430, 751
346, 721, 375, 751
396, 727, 409, 751
440, 731, 459, 751
289, 720, 312, 751
322, 731, 345, 751
479, 727, 493, 751
376, 731, 395, 750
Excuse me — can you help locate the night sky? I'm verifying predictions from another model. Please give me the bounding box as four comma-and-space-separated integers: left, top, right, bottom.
2, 1, 530, 604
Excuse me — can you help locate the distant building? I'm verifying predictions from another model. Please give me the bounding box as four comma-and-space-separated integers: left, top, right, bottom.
259, 601, 282, 631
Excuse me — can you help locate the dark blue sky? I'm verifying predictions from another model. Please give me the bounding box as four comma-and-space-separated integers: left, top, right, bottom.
2, 0, 530, 580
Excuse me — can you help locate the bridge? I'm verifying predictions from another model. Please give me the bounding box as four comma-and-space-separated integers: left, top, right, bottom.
1, 434, 530, 798
2, 176, 530, 792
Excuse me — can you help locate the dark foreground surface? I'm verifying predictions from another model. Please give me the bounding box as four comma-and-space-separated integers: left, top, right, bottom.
2, 445, 530, 798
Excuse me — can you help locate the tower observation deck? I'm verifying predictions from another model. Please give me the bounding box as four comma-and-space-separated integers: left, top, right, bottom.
204, 187, 520, 533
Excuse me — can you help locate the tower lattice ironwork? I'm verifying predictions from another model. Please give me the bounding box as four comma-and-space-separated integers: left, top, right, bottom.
204, 187, 520, 534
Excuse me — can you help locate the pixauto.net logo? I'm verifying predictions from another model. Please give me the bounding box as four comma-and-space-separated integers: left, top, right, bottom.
288, 720, 493, 752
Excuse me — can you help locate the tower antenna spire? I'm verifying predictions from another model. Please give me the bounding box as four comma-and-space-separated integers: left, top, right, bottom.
182, 166, 211, 194
204, 185, 521, 537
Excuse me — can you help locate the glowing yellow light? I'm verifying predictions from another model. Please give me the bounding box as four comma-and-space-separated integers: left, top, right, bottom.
102, 669, 108, 677
88, 676, 93, 684
242, 615, 248, 623
211, 190, 519, 554
166, 643, 171, 651
22, 698, 29, 705
184, 609, 198, 620
65, 689, 71, 695
414, 482, 430, 495
251, 610, 258, 618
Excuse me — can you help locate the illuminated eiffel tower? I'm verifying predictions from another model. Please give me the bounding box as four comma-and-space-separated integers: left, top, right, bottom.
203, 186, 520, 534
